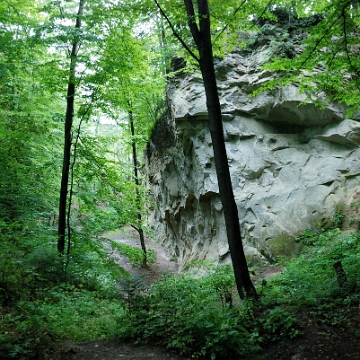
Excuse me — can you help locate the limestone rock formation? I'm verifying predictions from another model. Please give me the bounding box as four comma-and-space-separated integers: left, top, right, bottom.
145, 48, 360, 268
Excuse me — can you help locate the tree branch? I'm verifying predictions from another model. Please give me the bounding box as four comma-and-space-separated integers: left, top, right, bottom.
153, 0, 200, 63
77, 136, 126, 194
184, 0, 203, 48
298, 3, 350, 69
259, 0, 275, 20
327, 38, 345, 68
213, 0, 247, 41
298, 1, 351, 70
4, 0, 21, 18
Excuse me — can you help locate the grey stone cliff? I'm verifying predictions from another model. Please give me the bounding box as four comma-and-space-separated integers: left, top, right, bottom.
145, 49, 360, 268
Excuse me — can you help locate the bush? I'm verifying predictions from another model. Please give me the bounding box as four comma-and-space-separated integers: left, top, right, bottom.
262, 229, 360, 319
259, 307, 298, 342
116, 269, 262, 359
0, 307, 51, 360
0, 227, 128, 358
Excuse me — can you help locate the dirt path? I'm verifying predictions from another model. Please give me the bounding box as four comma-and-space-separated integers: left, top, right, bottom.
101, 226, 179, 283
51, 229, 286, 360
52, 340, 190, 360
51, 228, 187, 360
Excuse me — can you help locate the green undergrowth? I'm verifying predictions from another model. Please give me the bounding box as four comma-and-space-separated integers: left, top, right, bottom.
115, 266, 263, 359
261, 228, 360, 324
1, 287, 124, 359
114, 228, 360, 359
0, 228, 127, 359
2, 225, 360, 360
0, 222, 165, 359
113, 263, 301, 359
112, 264, 301, 359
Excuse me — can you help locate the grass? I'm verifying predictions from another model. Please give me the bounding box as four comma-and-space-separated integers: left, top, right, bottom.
1, 287, 125, 359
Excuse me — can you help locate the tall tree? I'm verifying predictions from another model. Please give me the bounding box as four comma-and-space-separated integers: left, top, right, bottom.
44, 0, 162, 249
58, 0, 85, 254
155, 0, 257, 299
129, 107, 147, 267
97, 23, 165, 264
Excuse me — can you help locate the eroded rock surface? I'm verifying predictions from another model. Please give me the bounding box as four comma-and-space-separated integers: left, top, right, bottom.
145, 48, 360, 268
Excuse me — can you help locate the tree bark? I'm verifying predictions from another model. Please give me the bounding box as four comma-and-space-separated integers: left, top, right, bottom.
183, 0, 256, 299
58, 0, 85, 254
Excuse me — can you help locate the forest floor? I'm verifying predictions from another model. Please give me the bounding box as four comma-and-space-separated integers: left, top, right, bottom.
50, 228, 360, 360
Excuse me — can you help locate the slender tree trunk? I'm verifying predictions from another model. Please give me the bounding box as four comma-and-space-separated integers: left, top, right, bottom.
58, 0, 85, 254
183, 0, 257, 299
129, 109, 147, 267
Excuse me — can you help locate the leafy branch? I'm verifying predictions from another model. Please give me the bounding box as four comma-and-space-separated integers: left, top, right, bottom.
153, 0, 200, 63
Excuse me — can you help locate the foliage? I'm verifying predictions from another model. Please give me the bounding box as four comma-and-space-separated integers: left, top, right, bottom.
0, 5, 63, 224
0, 308, 52, 360
332, 208, 345, 230
254, 1, 360, 117
242, 11, 317, 60
0, 288, 124, 359
150, 0, 296, 62
295, 228, 319, 245
24, 286, 124, 342
2, 1, 360, 358
116, 268, 262, 359
0, 0, 165, 355
3, 221, 360, 360
72, 131, 142, 234
258, 307, 298, 341
263, 229, 360, 317
0, 229, 121, 303
0, 230, 126, 359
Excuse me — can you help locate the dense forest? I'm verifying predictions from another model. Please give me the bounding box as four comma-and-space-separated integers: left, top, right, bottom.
2, 0, 360, 359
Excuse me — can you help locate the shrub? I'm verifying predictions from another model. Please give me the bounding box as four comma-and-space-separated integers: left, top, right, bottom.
262, 229, 360, 319
116, 269, 262, 359
0, 228, 128, 358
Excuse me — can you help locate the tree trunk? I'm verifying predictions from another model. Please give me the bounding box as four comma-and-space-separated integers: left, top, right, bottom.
58, 0, 85, 254
183, 0, 256, 299
129, 109, 147, 267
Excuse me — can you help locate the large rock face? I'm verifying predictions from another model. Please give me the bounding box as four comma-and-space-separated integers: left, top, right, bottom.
145, 49, 360, 268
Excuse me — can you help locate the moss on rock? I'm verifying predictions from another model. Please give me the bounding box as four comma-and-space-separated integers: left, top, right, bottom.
267, 234, 305, 260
